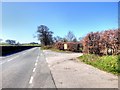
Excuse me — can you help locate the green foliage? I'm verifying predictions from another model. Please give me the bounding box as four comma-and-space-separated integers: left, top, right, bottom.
22, 44, 40, 46
0, 42, 12, 46
41, 45, 53, 50
78, 54, 119, 75
6, 39, 16, 45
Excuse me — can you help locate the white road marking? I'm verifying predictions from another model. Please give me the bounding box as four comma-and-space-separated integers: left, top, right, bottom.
22, 52, 26, 55
36, 55, 39, 63
0, 63, 2, 65
37, 56, 39, 59
33, 68, 36, 72
7, 55, 19, 62
29, 76, 33, 84
35, 62, 37, 66
41, 53, 42, 56
48, 65, 51, 67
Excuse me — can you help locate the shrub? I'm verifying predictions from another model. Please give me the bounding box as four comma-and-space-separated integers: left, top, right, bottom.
54, 42, 64, 50
65, 42, 79, 52
54, 42, 83, 52
82, 29, 119, 55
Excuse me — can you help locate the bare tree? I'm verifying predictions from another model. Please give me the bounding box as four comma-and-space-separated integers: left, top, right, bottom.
37, 25, 53, 46
65, 31, 76, 42
53, 36, 63, 43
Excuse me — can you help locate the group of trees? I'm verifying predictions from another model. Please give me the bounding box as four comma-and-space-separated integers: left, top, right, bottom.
37, 25, 120, 55
82, 29, 120, 55
0, 39, 39, 46
37, 25, 78, 46
6, 40, 16, 45
37, 25, 54, 46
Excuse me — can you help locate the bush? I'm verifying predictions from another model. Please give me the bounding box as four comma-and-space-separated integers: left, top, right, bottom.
65, 42, 81, 52
54, 42, 64, 50
54, 42, 83, 52
82, 29, 120, 55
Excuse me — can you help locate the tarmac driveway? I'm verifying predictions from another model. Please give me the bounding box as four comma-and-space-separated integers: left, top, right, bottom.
43, 50, 118, 88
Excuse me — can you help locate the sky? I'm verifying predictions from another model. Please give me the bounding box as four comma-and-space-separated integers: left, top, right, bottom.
2, 2, 118, 43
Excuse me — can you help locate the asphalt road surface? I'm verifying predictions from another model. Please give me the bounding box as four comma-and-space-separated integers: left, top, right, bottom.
0, 47, 56, 89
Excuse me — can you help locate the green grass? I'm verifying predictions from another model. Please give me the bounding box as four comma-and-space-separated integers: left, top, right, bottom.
0, 43, 41, 46
78, 54, 120, 75
21, 44, 40, 46
0, 43, 11, 46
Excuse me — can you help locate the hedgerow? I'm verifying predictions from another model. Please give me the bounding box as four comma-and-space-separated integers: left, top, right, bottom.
82, 29, 120, 55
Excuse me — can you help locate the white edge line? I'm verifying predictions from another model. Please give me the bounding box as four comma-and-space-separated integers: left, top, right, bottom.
29, 76, 33, 84
23, 52, 26, 55
7, 55, 19, 62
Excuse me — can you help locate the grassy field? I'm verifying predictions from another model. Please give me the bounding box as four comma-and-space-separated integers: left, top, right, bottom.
0, 43, 41, 46
21, 44, 40, 46
78, 54, 120, 75
0, 43, 11, 46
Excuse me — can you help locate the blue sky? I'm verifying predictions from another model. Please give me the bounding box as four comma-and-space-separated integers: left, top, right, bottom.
2, 2, 118, 43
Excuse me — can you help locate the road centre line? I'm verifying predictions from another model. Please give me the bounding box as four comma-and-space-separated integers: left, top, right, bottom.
29, 76, 33, 84
37, 56, 39, 60
36, 59, 38, 63
33, 68, 36, 72
35, 62, 37, 66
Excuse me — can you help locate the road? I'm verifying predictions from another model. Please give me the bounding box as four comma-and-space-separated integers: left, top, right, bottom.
0, 47, 56, 89
0, 48, 118, 89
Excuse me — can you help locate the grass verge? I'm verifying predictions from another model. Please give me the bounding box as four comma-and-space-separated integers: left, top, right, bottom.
78, 54, 120, 75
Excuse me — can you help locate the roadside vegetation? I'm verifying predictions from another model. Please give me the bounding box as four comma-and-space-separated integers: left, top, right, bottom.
0, 43, 11, 46
36, 25, 120, 75
0, 41, 40, 46
78, 54, 120, 75
21, 43, 40, 46
77, 29, 120, 75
